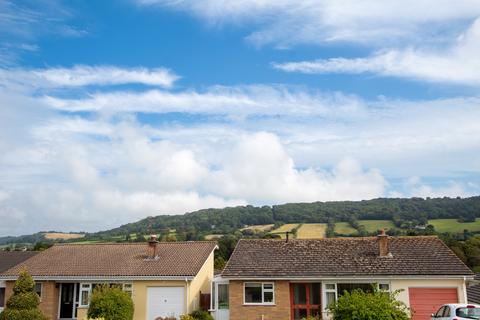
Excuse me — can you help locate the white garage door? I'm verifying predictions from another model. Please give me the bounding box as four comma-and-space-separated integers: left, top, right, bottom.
147, 287, 185, 320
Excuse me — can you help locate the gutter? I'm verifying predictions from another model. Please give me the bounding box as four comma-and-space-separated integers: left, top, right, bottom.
0, 275, 195, 281
220, 275, 475, 281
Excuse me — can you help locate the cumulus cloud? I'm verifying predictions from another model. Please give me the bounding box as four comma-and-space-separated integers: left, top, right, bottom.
136, 0, 480, 46
0, 65, 179, 89
206, 132, 387, 202
274, 18, 480, 85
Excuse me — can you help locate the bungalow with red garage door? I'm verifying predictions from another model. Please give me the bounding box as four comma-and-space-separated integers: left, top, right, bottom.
210, 232, 474, 320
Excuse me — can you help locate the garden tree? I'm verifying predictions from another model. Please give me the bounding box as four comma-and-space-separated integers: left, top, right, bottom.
214, 256, 226, 270
87, 284, 134, 320
0, 269, 48, 320
329, 287, 409, 320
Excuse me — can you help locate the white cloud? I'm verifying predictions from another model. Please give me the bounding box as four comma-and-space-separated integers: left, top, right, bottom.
206, 132, 387, 203
42, 85, 366, 117
0, 65, 179, 89
402, 177, 474, 198
1, 65, 479, 235
137, 0, 480, 46
274, 18, 480, 85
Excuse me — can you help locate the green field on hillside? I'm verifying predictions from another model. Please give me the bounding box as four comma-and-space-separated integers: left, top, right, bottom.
335, 222, 358, 235
360, 220, 395, 233
296, 224, 327, 239
429, 219, 480, 233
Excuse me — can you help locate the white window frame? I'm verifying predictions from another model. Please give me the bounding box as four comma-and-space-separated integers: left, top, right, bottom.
79, 283, 91, 307
79, 282, 134, 307
322, 281, 391, 313
243, 282, 275, 305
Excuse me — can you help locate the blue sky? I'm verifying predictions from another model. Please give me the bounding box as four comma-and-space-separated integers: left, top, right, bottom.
1, 0, 480, 235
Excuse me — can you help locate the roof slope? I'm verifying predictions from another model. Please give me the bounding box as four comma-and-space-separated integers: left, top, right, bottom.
467, 275, 480, 304
222, 237, 473, 278
0, 251, 38, 274
1, 242, 217, 278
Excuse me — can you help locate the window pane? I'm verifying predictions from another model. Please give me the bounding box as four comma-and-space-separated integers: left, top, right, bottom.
245, 283, 262, 303
456, 307, 480, 317
379, 283, 390, 291
443, 306, 451, 317
264, 291, 273, 303
263, 284, 273, 290
81, 291, 89, 306
310, 283, 320, 305
293, 284, 307, 304
218, 284, 229, 309
212, 284, 216, 309
35, 283, 42, 298
325, 284, 335, 290
294, 308, 308, 320
0, 288, 5, 308
326, 292, 336, 307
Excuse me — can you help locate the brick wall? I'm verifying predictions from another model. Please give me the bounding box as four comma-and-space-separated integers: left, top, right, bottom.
5, 281, 59, 320
229, 280, 291, 320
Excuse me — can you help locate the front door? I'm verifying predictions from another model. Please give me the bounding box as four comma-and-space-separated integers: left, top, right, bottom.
59, 283, 75, 318
290, 283, 321, 320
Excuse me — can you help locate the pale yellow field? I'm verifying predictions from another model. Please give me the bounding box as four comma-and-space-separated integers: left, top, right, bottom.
44, 233, 85, 240
240, 224, 274, 232
205, 234, 223, 240
296, 223, 327, 239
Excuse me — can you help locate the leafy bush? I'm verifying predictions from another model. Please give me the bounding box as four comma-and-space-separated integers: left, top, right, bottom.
329, 288, 409, 320
0, 269, 48, 320
87, 284, 134, 320
180, 315, 194, 320
190, 310, 213, 320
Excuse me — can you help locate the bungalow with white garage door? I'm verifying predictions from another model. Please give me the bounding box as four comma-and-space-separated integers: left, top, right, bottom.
211, 231, 474, 320
0, 237, 217, 320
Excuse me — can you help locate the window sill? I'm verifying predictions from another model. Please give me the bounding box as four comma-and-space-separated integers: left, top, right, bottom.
243, 303, 276, 306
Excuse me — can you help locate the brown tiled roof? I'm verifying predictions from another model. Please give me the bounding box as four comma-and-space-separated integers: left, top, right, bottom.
0, 251, 38, 273
467, 274, 480, 304
222, 237, 473, 278
0, 242, 217, 278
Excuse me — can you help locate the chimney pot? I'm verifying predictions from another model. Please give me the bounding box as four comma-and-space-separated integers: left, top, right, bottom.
377, 229, 391, 257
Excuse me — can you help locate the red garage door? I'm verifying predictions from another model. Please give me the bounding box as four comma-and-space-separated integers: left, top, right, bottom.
409, 288, 458, 320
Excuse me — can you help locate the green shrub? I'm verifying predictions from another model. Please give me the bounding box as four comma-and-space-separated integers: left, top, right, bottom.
190, 310, 213, 320
0, 269, 48, 320
87, 284, 134, 320
180, 315, 195, 320
329, 288, 410, 320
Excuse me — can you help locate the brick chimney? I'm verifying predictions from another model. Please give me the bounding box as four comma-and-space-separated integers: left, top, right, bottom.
147, 234, 159, 260
377, 229, 391, 257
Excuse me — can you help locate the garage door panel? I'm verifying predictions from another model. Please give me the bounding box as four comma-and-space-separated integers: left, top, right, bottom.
409, 288, 458, 320
147, 287, 185, 320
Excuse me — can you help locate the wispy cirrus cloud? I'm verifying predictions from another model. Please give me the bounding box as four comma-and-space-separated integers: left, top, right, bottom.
136, 0, 480, 47
42, 85, 365, 117
274, 18, 480, 86
0, 0, 87, 64
0, 65, 179, 89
